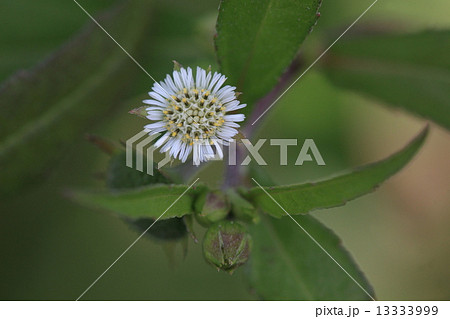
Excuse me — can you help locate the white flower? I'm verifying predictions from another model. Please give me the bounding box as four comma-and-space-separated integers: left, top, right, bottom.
143, 66, 246, 165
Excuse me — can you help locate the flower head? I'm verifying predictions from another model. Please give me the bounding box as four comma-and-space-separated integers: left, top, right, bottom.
143, 67, 246, 165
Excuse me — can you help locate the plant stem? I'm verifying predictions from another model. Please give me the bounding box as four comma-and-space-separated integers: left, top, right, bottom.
223, 56, 303, 188
243, 57, 303, 137
223, 142, 247, 188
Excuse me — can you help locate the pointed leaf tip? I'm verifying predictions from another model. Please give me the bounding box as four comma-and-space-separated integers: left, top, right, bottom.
173, 60, 183, 71
129, 106, 148, 118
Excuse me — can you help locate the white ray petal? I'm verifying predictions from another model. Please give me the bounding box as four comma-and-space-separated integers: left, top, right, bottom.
154, 132, 170, 148
143, 99, 167, 107
224, 114, 245, 122
225, 102, 246, 112
173, 71, 183, 90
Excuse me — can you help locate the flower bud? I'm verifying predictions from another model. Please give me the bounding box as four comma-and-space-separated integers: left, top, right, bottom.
202, 221, 252, 273
194, 190, 230, 226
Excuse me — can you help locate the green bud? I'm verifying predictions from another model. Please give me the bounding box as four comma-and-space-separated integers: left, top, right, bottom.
106, 151, 171, 190
202, 221, 252, 273
194, 190, 230, 227
227, 189, 259, 223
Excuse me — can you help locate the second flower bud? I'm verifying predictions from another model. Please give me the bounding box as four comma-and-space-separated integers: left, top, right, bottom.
194, 190, 230, 226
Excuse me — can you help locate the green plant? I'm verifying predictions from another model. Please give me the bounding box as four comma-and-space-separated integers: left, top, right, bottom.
1, 0, 448, 300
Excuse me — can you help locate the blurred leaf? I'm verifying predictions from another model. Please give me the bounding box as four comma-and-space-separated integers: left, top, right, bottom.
248, 214, 374, 300
215, 0, 322, 116
71, 184, 204, 219
247, 126, 428, 217
0, 1, 154, 196
0, 0, 113, 80
127, 217, 188, 241
106, 151, 172, 190
322, 30, 450, 130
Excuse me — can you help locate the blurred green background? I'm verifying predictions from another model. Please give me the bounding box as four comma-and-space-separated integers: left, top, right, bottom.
0, 0, 449, 300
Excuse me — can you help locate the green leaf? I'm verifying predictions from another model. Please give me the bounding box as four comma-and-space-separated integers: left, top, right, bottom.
248, 214, 374, 300
247, 126, 428, 217
0, 1, 152, 196
215, 0, 322, 115
322, 30, 450, 130
71, 184, 204, 219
